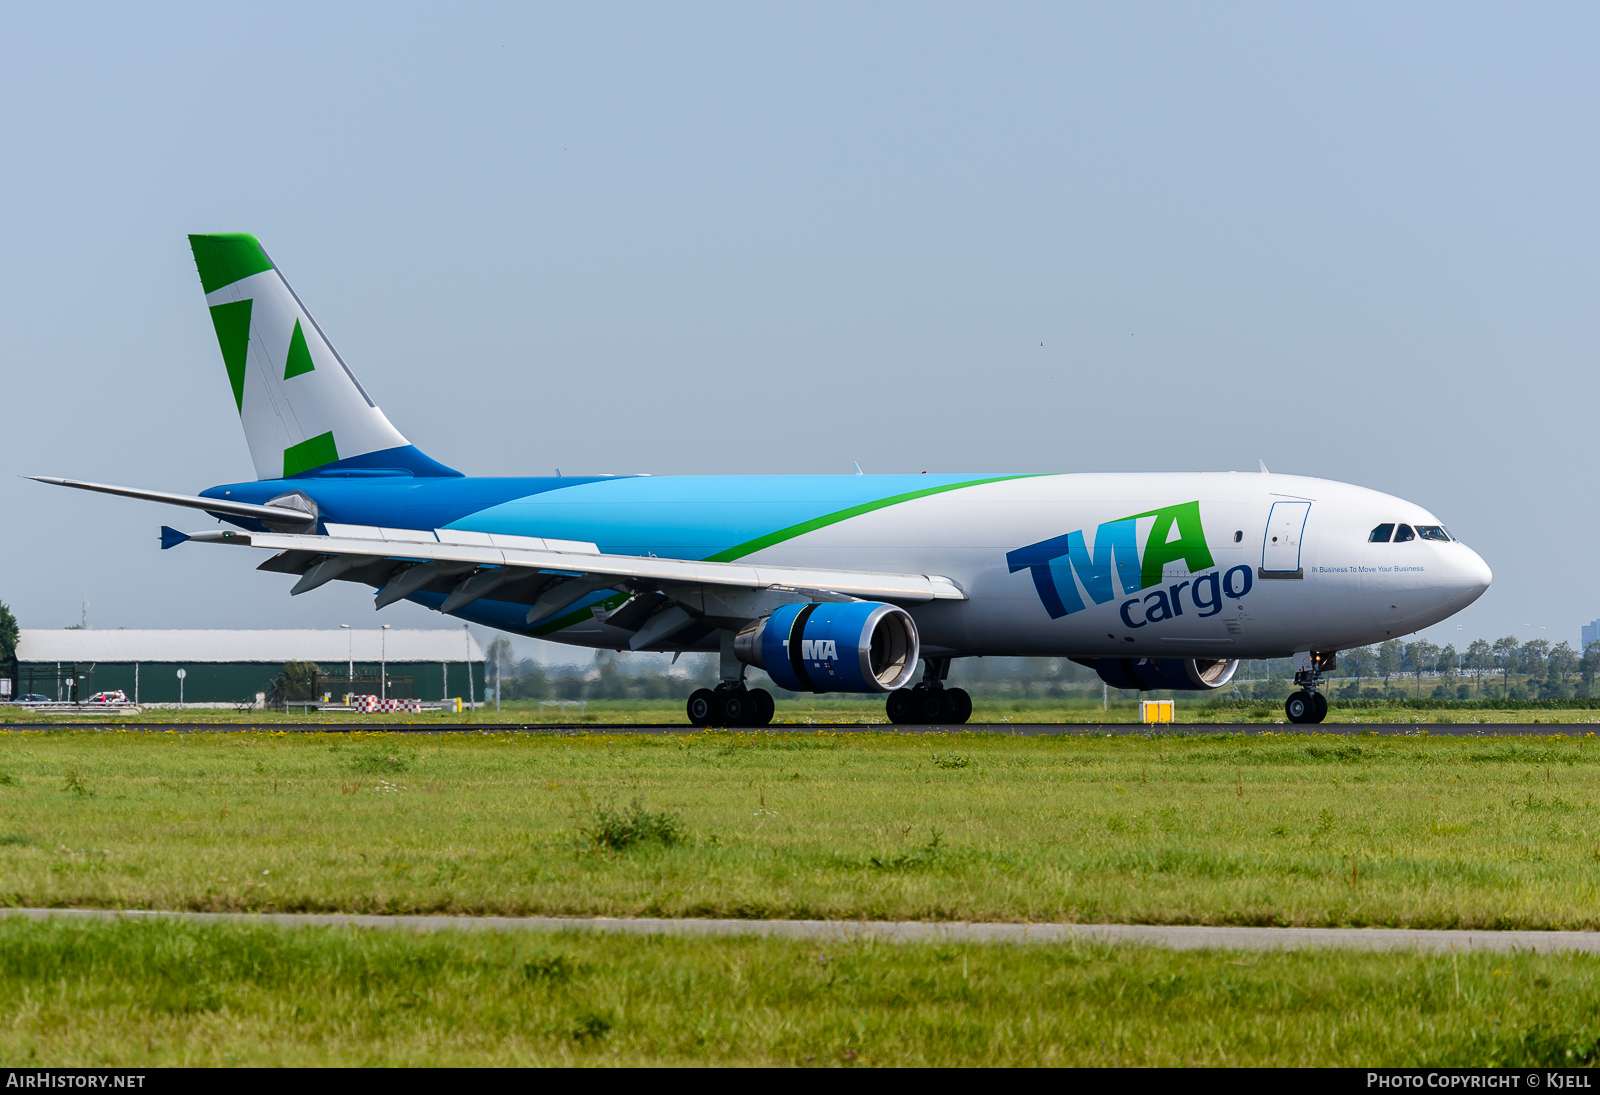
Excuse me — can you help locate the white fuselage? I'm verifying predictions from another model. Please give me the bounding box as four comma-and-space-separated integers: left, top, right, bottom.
524, 471, 1491, 660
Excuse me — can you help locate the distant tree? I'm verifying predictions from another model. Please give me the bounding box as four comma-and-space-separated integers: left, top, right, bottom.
1341, 646, 1377, 685
1583, 641, 1600, 698
486, 637, 514, 671
1518, 639, 1551, 681
1405, 640, 1439, 698
275, 660, 322, 703
503, 658, 550, 701
1436, 644, 1459, 694
1547, 641, 1578, 699
1377, 640, 1404, 690
0, 601, 16, 661
1492, 636, 1520, 697
486, 637, 515, 704
1465, 639, 1493, 698
0, 600, 16, 694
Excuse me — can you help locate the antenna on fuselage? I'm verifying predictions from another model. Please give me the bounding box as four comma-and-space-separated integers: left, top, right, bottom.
1258, 459, 1270, 474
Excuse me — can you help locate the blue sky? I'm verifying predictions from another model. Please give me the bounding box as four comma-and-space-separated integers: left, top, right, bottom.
1, 2, 1594, 657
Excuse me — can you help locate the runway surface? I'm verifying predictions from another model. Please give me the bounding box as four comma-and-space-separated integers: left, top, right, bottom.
2, 908, 1593, 952
0, 721, 1593, 735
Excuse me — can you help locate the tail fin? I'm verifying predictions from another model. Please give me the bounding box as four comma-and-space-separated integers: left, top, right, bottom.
188, 233, 459, 480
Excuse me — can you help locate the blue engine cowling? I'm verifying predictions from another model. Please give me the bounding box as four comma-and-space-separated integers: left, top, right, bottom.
1074, 657, 1239, 691
734, 601, 920, 693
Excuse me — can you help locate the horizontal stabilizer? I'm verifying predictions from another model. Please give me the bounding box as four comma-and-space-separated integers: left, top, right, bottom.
30, 476, 314, 526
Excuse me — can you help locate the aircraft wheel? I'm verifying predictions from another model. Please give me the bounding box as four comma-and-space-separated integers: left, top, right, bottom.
946, 687, 973, 725
748, 688, 775, 726
915, 686, 953, 724
720, 689, 750, 727
1311, 691, 1328, 724
886, 689, 915, 724
1285, 692, 1314, 724
687, 688, 720, 727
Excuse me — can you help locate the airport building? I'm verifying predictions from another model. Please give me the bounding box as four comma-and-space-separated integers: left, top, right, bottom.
12, 629, 485, 705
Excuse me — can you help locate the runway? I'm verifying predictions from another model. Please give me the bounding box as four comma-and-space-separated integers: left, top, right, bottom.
2, 907, 1593, 952
0, 721, 1592, 735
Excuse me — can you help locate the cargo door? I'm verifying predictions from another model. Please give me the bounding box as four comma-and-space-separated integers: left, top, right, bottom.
1261, 501, 1309, 578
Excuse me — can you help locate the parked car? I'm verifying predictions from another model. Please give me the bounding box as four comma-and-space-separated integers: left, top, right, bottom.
86, 691, 129, 704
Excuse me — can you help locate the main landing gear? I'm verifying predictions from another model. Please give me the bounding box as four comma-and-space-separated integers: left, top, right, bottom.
688, 632, 776, 728
886, 657, 973, 725
687, 684, 775, 728
1284, 652, 1334, 725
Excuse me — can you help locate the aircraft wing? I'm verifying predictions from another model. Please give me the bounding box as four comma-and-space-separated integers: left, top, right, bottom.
167, 521, 965, 648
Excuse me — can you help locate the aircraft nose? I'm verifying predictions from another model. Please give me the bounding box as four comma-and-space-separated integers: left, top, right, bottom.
1445, 545, 1492, 609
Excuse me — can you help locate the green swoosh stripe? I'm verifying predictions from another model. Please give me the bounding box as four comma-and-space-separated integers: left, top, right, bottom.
528, 592, 628, 638
529, 474, 1042, 635
705, 474, 1044, 563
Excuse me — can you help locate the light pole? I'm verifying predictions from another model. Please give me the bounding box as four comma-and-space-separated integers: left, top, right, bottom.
380, 625, 390, 701
340, 624, 353, 701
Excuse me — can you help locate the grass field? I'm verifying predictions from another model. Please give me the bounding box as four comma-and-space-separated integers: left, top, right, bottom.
6, 695, 1600, 725
3, 729, 1600, 928
1, 916, 1597, 1066
7, 728, 1600, 1067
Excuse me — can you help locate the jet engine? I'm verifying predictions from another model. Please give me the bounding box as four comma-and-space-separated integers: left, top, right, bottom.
734, 601, 919, 693
1074, 657, 1239, 691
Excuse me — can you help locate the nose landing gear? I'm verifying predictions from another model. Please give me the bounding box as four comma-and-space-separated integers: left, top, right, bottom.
1284, 651, 1335, 724
1284, 690, 1327, 724
885, 657, 973, 725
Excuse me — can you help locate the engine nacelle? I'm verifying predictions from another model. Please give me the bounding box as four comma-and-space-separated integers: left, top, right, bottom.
1074, 657, 1239, 692
734, 601, 919, 693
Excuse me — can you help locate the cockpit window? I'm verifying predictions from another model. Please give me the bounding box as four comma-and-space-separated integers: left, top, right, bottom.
1416, 525, 1450, 541
1368, 523, 1395, 543
1393, 524, 1416, 542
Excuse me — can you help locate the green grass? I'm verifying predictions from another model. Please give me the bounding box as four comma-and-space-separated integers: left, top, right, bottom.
8, 695, 1600, 725
6, 731, 1600, 1066
1, 917, 1598, 1066
4, 730, 1600, 928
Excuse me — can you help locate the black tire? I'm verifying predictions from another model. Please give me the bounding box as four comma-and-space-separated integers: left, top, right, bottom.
720, 689, 750, 726
748, 688, 775, 726
687, 688, 720, 727
886, 689, 915, 724
1311, 691, 1328, 724
946, 687, 973, 725
915, 687, 953, 724
1285, 692, 1313, 724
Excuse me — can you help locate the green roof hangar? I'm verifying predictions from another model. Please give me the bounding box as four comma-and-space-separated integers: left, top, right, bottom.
12, 629, 485, 707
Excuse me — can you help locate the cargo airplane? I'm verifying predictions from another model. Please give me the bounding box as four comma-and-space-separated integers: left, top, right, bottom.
32, 234, 1492, 725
